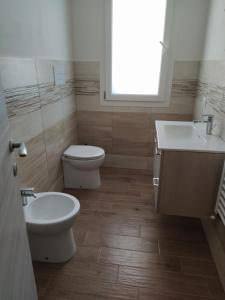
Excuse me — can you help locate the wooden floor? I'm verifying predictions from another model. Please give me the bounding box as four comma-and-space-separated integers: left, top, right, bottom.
34, 168, 225, 300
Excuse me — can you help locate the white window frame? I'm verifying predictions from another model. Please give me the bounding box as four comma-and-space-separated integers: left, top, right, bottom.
103, 0, 174, 103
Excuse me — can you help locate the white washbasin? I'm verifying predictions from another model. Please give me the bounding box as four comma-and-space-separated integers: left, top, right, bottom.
164, 124, 197, 139
156, 121, 225, 153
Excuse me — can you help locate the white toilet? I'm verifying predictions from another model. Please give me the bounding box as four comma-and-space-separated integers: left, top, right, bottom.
62, 145, 105, 189
23, 192, 80, 263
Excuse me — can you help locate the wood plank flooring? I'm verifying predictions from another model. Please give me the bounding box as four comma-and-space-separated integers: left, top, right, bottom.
33, 167, 225, 300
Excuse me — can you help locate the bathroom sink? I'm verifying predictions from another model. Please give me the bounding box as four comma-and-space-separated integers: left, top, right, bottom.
155, 121, 225, 153
164, 124, 197, 139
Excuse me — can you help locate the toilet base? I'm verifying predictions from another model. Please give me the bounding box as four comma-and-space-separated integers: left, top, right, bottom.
28, 228, 76, 263
63, 162, 101, 189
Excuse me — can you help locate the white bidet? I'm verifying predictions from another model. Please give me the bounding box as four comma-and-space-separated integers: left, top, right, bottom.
23, 192, 80, 263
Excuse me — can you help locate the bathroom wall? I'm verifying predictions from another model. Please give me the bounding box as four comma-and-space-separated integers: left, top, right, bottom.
71, 0, 209, 62
0, 1, 211, 183
194, 0, 225, 134
71, 0, 210, 169
0, 58, 77, 192
193, 0, 225, 289
74, 61, 197, 170
0, 0, 77, 192
0, 0, 73, 60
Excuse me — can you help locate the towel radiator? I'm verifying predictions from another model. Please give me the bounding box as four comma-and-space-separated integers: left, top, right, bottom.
215, 162, 225, 224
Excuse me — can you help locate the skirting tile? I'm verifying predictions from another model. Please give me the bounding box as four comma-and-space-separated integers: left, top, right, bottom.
104, 154, 153, 171
48, 175, 64, 192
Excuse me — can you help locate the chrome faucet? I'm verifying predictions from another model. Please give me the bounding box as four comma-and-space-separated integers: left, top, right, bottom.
193, 114, 214, 135
20, 188, 36, 206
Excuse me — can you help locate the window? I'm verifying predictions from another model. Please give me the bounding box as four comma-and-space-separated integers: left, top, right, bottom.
104, 0, 173, 102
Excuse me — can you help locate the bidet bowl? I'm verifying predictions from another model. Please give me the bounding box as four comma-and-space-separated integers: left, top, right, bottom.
24, 192, 80, 234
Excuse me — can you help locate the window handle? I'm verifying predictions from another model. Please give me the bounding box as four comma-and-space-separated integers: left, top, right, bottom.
159, 41, 168, 51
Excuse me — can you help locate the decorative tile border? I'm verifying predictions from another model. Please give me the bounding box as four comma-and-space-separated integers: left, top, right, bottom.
0, 58, 77, 119
4, 85, 40, 118
75, 80, 100, 95
4, 79, 77, 118
2, 58, 200, 118
39, 83, 61, 107
74, 79, 198, 97
171, 79, 198, 97
60, 79, 76, 98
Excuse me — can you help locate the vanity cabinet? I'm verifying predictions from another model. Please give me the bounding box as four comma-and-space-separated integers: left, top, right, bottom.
154, 141, 225, 218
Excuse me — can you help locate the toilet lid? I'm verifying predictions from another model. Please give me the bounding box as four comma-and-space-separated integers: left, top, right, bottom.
63, 145, 105, 160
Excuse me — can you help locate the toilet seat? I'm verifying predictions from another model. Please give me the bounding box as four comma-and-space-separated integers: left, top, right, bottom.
63, 145, 105, 161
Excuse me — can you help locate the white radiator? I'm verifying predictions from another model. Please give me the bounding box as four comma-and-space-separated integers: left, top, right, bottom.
215, 162, 225, 225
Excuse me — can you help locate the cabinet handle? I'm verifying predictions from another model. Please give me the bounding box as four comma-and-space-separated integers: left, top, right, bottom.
153, 177, 159, 187
154, 137, 161, 155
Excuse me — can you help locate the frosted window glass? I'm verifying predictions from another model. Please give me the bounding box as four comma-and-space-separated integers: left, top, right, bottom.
112, 0, 167, 95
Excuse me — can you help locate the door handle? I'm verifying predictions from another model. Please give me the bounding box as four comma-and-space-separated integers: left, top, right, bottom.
9, 140, 28, 157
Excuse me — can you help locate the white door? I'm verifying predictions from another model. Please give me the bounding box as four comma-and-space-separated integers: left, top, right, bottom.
0, 87, 37, 299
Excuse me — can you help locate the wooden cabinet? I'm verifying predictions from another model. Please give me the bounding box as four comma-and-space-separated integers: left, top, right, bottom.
153, 140, 225, 218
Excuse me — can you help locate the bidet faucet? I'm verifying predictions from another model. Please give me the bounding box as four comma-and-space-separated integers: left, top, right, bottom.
193, 114, 214, 135
21, 188, 36, 206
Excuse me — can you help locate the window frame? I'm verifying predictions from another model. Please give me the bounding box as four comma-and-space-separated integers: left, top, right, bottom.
103, 0, 174, 103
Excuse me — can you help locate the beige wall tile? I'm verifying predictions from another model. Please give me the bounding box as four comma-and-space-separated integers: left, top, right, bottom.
9, 110, 43, 142
112, 127, 152, 144
78, 124, 112, 153
17, 133, 49, 192
77, 111, 113, 127
44, 121, 73, 188
112, 112, 151, 129
112, 142, 153, 157
63, 112, 77, 136
78, 124, 112, 141
41, 101, 64, 129
61, 95, 77, 118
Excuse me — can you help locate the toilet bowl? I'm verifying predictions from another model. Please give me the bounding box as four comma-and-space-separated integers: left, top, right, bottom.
62, 145, 105, 189
23, 192, 80, 263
